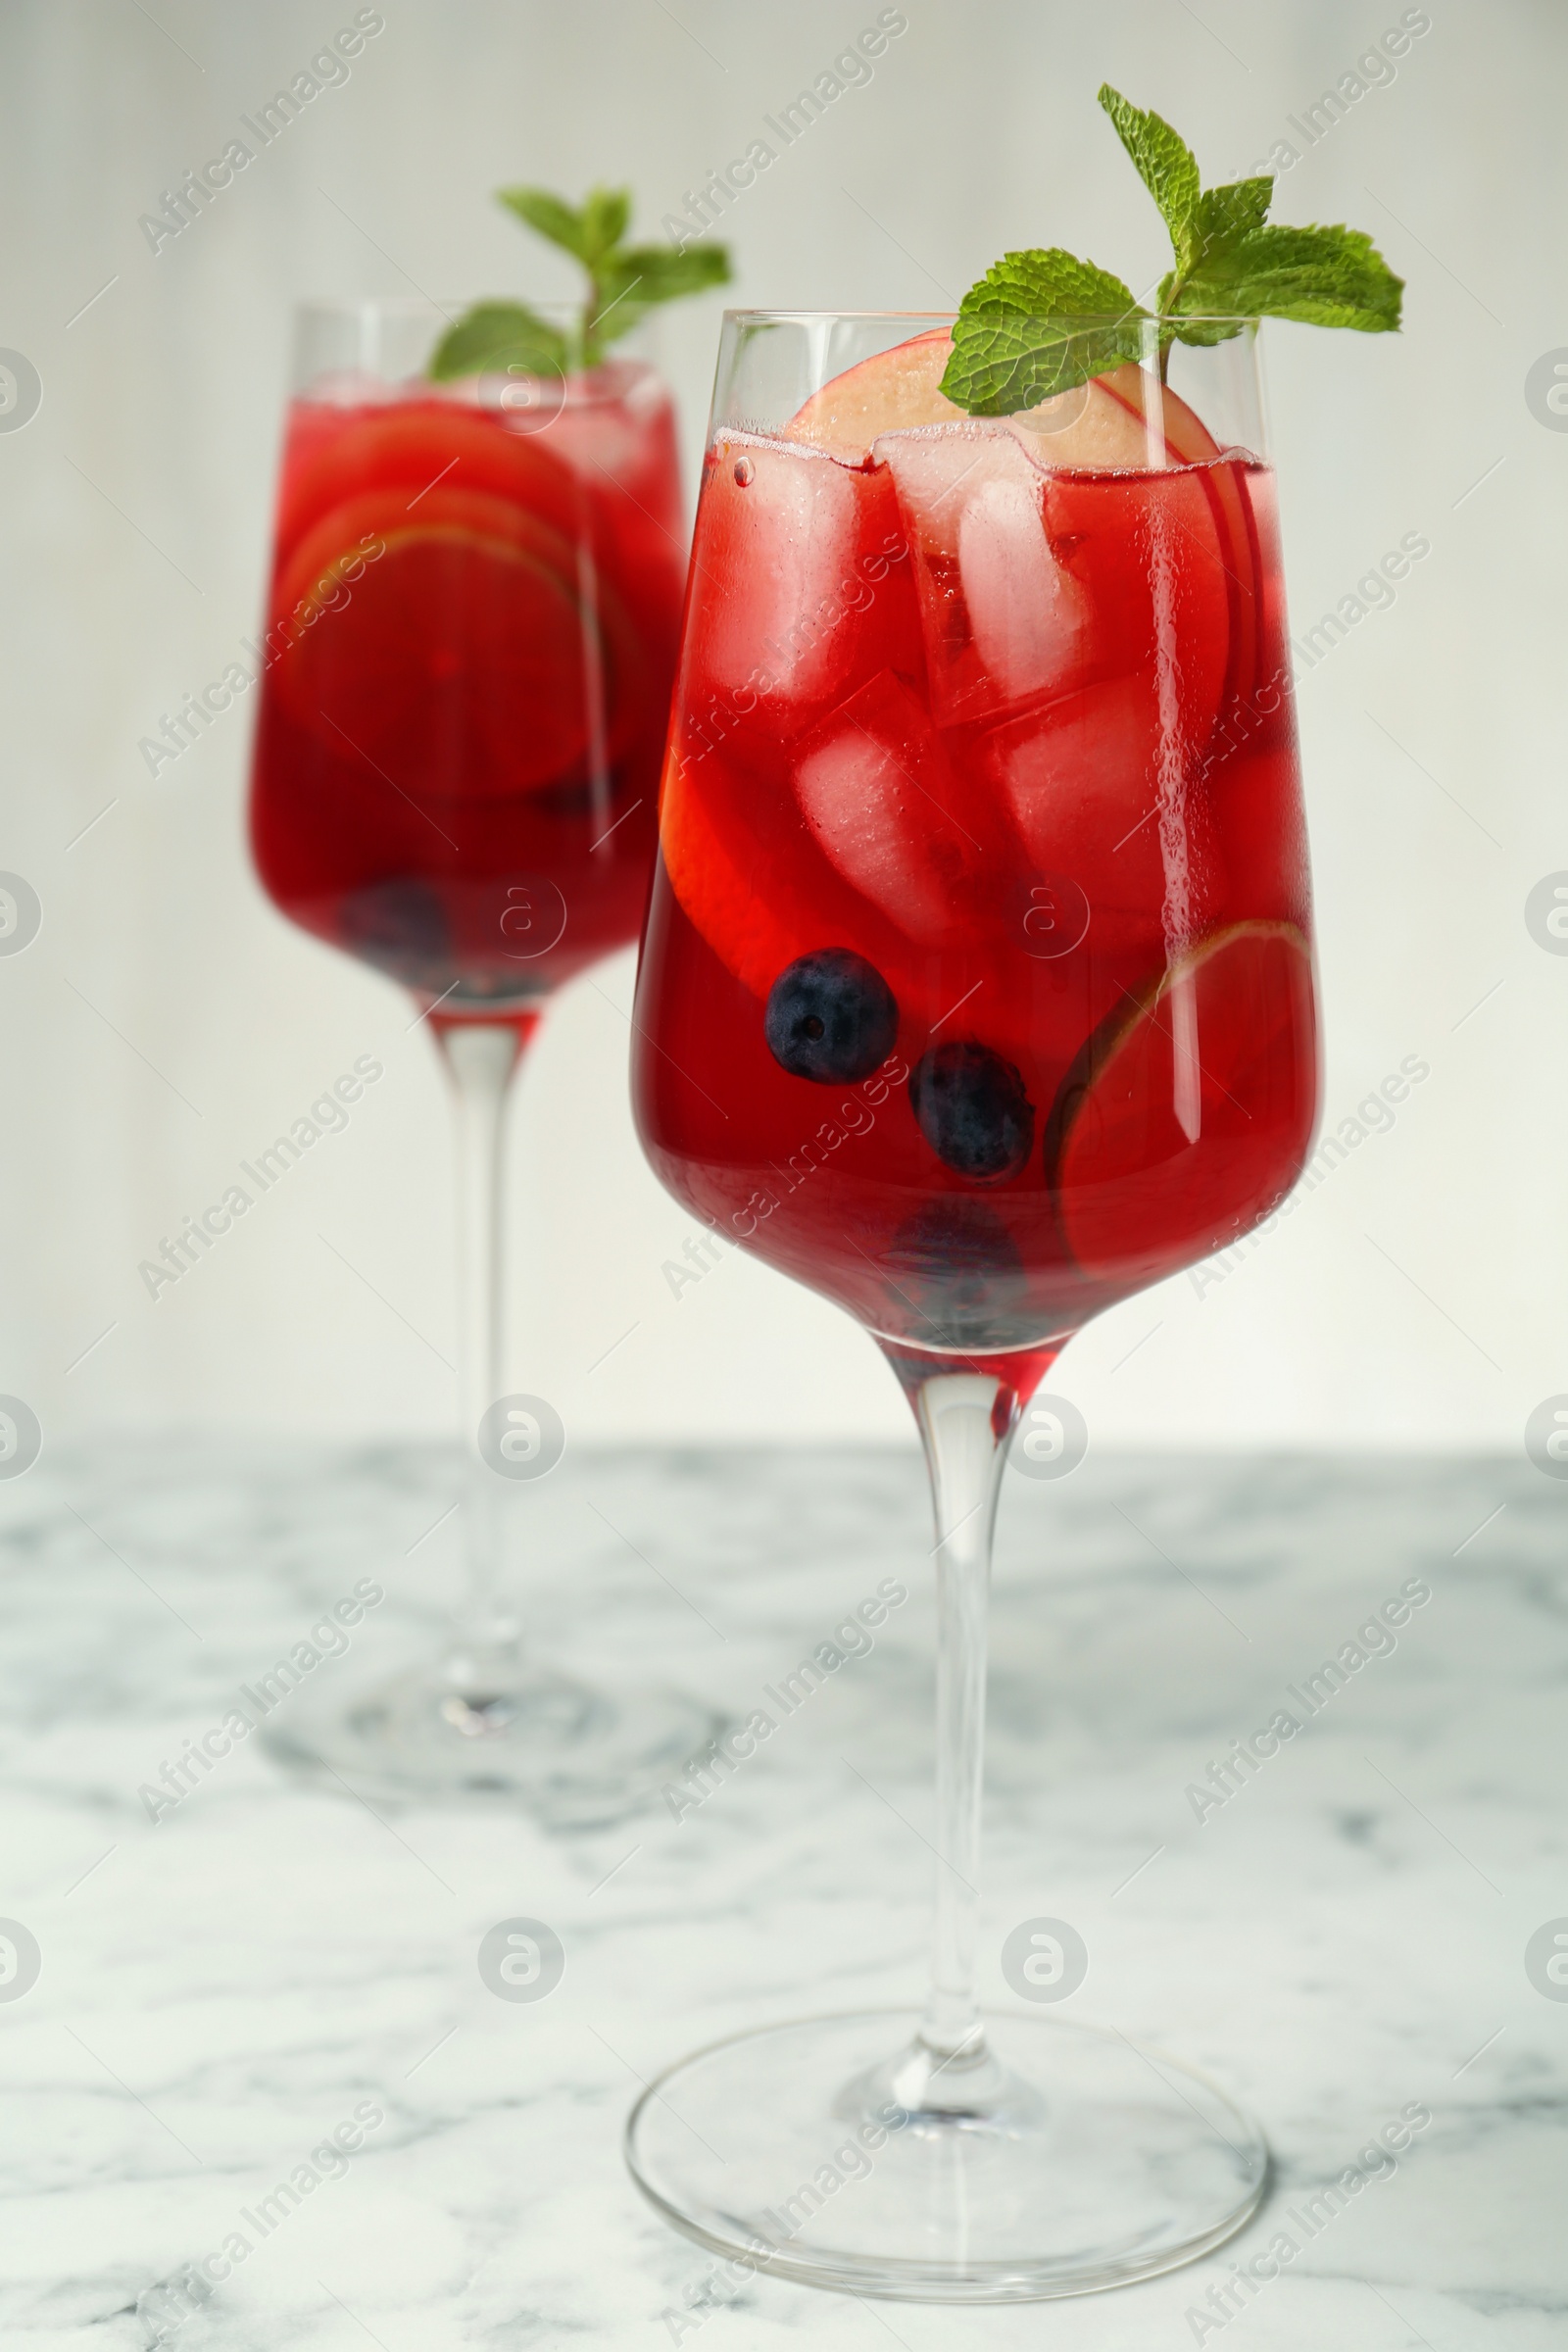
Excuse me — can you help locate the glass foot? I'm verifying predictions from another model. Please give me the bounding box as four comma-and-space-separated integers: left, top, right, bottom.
626, 2007, 1267, 2303
261, 1649, 721, 1828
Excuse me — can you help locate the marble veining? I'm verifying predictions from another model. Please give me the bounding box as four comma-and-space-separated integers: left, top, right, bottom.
0, 1441, 1562, 2348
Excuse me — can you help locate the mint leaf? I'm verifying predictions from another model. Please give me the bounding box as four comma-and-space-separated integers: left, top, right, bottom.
427, 301, 569, 382
940, 249, 1148, 413
1158, 310, 1247, 349
1098, 84, 1200, 268
1193, 176, 1272, 260
1180, 223, 1403, 332
591, 242, 731, 349
431, 184, 731, 379
497, 186, 587, 260
1155, 305, 1246, 349
579, 185, 632, 266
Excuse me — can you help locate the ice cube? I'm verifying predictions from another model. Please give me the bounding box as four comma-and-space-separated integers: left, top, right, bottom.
996, 678, 1157, 872
693, 432, 865, 713
794, 669, 974, 945
988, 676, 1223, 955
875, 424, 1088, 726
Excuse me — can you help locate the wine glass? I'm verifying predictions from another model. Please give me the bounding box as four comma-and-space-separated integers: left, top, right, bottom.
248, 296, 717, 1820
624, 310, 1317, 2297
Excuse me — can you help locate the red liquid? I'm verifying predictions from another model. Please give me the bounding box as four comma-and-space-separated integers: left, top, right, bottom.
250, 360, 684, 1007
632, 405, 1319, 1353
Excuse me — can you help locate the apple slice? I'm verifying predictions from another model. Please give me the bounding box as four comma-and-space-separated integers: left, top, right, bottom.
1091, 361, 1220, 461
783, 328, 962, 460
784, 333, 1231, 471
1004, 357, 1223, 472
656, 738, 815, 999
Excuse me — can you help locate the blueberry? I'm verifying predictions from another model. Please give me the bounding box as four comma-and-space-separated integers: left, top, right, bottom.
883, 1200, 1029, 1348
764, 949, 899, 1083
909, 1042, 1035, 1181
338, 877, 451, 990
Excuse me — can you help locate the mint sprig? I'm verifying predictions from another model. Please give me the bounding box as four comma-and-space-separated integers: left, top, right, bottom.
429, 183, 730, 382
941, 84, 1402, 414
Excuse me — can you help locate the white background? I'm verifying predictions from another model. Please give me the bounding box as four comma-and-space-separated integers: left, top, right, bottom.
1, 0, 1558, 1452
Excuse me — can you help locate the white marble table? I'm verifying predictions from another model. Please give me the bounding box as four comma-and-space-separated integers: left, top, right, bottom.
0, 1441, 1562, 2349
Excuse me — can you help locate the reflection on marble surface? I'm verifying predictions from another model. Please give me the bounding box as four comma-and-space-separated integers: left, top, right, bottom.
0, 1441, 1563, 2348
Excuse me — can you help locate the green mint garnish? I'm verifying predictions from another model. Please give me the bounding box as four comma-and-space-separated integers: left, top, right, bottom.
429, 183, 730, 381
941, 83, 1402, 414
427, 300, 571, 382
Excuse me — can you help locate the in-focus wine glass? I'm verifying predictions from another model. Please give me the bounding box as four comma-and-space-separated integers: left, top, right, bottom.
248, 296, 718, 1820
625, 310, 1318, 2297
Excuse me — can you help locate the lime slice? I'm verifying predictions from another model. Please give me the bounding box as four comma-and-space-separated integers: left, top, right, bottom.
1046, 920, 1316, 1280
270, 485, 645, 798
275, 405, 582, 565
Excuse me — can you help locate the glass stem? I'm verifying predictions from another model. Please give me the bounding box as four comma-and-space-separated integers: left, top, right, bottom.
908, 1369, 1018, 2064
431, 1018, 523, 1665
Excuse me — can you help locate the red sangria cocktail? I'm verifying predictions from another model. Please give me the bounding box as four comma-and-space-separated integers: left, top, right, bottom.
247, 293, 713, 1817
636, 330, 1314, 1360
626, 310, 1318, 2296
253, 342, 683, 1006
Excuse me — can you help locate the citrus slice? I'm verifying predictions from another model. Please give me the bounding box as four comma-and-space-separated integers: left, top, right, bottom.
1046, 921, 1316, 1280
275, 403, 583, 567
270, 485, 646, 798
